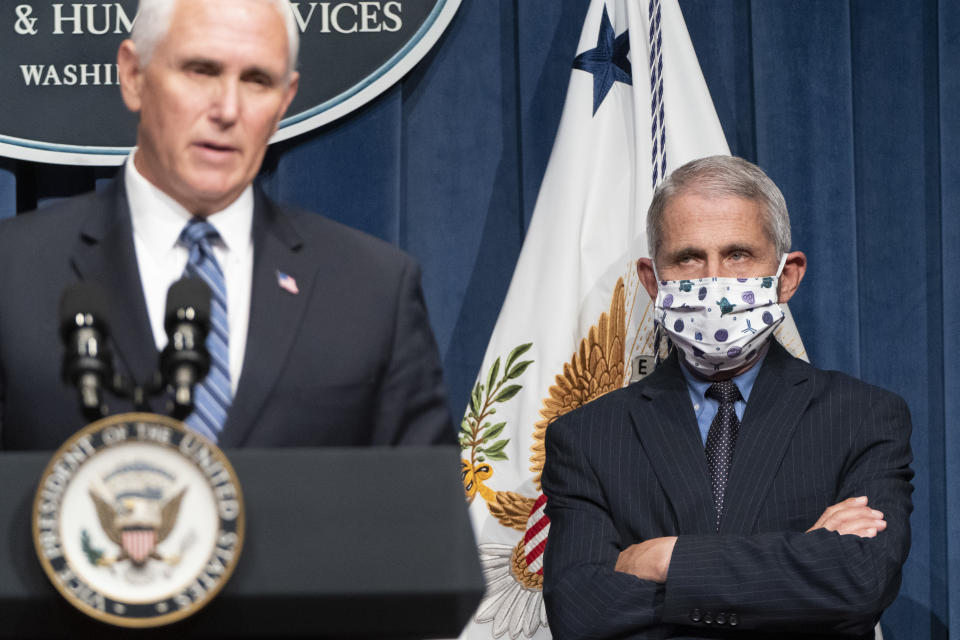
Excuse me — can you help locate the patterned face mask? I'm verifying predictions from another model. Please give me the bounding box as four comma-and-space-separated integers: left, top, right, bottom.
654, 255, 787, 374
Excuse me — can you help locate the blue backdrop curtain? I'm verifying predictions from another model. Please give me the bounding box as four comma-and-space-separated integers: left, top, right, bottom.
0, 1, 955, 636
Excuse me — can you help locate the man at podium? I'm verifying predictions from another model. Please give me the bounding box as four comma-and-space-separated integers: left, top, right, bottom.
0, 0, 453, 449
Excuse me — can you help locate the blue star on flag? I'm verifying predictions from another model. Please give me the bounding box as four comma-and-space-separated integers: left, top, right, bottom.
573, 4, 632, 115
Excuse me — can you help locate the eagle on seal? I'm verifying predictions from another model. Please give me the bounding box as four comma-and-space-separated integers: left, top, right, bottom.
89, 487, 187, 566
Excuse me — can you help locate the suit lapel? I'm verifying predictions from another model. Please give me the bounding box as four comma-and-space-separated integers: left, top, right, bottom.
628, 354, 716, 535
69, 180, 159, 395
218, 192, 318, 447
720, 342, 813, 533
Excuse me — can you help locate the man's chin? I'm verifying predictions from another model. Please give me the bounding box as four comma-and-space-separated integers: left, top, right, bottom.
175, 180, 245, 216
178, 167, 247, 215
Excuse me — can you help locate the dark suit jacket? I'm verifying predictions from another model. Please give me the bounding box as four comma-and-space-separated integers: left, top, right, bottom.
0, 179, 454, 449
541, 342, 913, 639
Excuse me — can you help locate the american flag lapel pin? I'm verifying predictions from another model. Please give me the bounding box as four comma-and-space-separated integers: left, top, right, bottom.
276, 270, 299, 295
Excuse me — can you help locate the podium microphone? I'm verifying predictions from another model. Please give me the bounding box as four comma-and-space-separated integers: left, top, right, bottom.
59, 282, 114, 421
161, 278, 212, 419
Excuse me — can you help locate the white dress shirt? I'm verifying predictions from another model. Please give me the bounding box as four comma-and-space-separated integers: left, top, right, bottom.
124, 153, 253, 394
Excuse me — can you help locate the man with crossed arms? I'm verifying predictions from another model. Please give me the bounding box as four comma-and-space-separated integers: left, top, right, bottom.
542, 156, 912, 639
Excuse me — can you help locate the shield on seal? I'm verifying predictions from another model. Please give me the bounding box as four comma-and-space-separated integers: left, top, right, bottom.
121, 528, 157, 564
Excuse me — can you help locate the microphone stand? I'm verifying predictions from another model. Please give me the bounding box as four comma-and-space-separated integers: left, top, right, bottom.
61, 278, 212, 422
107, 370, 167, 414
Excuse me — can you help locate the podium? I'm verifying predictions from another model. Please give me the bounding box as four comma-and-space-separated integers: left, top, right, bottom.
0, 446, 484, 638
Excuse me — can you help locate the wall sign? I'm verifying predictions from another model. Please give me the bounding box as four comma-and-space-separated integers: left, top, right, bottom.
0, 1, 460, 165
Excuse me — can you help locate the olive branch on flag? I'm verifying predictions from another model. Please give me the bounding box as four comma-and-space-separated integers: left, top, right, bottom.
460, 343, 533, 466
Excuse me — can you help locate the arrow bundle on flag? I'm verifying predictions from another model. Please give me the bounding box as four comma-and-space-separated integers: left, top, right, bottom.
459, 1, 806, 639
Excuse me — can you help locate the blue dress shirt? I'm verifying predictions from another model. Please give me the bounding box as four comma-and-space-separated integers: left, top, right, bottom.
678, 345, 769, 446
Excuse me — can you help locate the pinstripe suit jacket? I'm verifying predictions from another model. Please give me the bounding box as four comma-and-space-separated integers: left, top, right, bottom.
541, 342, 913, 639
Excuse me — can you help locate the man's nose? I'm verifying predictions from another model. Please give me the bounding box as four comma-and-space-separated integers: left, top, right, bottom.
210, 78, 240, 125
700, 256, 724, 279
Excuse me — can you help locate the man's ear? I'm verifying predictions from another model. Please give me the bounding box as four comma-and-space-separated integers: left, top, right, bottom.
637, 257, 659, 300
777, 251, 807, 303
282, 71, 299, 116
117, 39, 144, 113
271, 70, 300, 136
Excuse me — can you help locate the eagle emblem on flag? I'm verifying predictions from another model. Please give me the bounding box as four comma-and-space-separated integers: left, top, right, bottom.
461, 280, 629, 638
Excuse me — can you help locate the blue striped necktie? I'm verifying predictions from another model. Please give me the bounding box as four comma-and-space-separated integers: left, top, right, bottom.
179, 219, 231, 442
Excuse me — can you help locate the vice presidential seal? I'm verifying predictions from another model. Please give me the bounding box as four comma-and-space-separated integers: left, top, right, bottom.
32, 413, 244, 628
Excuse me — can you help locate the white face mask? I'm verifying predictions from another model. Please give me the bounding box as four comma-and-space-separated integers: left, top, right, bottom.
654, 255, 787, 374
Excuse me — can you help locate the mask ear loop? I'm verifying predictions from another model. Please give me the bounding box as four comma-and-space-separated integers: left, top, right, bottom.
656, 330, 674, 366
775, 253, 788, 278
653, 323, 664, 366
771, 254, 789, 306
651, 258, 664, 366
651, 288, 673, 368
649, 258, 676, 368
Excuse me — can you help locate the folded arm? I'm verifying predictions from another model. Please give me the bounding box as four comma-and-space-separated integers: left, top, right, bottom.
543, 387, 913, 638
660, 389, 913, 635
542, 415, 666, 639
616, 495, 886, 584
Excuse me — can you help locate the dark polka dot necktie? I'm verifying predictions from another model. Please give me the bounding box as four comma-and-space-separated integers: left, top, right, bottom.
705, 379, 743, 530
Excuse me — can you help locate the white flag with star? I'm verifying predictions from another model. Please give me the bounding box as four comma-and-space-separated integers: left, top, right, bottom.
459, 1, 806, 638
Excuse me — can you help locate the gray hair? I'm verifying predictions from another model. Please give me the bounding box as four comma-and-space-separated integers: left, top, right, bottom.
131, 0, 300, 79
646, 155, 791, 262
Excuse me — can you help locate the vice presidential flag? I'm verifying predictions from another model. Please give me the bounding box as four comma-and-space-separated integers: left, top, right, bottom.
459, 1, 807, 639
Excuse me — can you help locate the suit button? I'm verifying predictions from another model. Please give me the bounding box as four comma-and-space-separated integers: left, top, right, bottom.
729, 613, 739, 627
703, 612, 714, 624
689, 608, 702, 623
715, 612, 727, 625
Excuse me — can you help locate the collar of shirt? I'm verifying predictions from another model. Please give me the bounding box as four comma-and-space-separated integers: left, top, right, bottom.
123, 151, 254, 395
678, 342, 769, 446
124, 150, 253, 261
